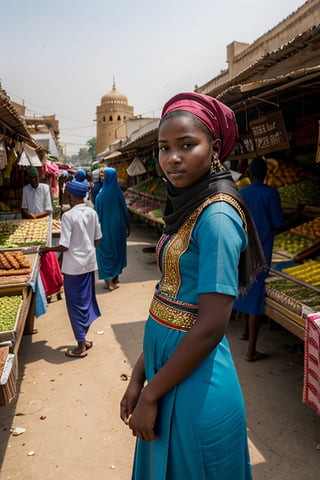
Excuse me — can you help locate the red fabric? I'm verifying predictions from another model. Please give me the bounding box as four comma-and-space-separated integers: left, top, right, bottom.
303, 312, 320, 415
161, 92, 238, 161
40, 252, 63, 297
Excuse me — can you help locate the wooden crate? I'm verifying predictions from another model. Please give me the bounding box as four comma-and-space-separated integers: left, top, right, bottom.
264, 297, 305, 341
0, 346, 17, 406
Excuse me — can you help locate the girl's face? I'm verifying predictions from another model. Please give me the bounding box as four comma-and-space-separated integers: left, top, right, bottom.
158, 115, 219, 188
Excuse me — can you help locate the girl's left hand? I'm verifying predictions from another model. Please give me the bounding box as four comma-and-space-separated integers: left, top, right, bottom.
128, 392, 158, 442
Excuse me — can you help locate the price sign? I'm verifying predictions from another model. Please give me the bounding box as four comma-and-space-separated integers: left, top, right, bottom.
250, 111, 289, 155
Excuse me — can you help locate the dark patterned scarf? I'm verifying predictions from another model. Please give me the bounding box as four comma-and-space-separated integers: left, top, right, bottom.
163, 170, 267, 294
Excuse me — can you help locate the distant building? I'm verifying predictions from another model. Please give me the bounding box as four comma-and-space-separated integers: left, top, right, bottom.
7, 98, 64, 162
25, 114, 64, 161
96, 81, 134, 155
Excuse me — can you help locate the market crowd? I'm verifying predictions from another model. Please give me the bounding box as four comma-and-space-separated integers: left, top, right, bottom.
30, 164, 129, 358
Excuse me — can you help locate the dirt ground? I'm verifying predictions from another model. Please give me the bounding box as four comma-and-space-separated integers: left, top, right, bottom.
0, 220, 320, 480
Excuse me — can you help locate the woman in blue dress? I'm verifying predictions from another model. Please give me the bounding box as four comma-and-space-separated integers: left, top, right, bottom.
120, 92, 266, 479
95, 167, 130, 291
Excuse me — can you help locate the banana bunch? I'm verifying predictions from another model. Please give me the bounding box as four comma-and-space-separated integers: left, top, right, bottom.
282, 258, 320, 287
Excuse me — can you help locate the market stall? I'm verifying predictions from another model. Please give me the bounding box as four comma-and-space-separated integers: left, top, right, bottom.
99, 127, 166, 232
0, 86, 52, 405
127, 177, 165, 232
263, 212, 320, 340
208, 32, 320, 340
0, 211, 52, 406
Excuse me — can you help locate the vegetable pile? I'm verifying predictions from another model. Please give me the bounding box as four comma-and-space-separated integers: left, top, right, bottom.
0, 295, 22, 332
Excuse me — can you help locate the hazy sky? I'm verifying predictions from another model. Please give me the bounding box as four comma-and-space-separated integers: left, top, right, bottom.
1, 0, 306, 156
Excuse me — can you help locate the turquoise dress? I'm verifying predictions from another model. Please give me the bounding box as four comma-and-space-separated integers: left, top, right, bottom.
132, 201, 252, 480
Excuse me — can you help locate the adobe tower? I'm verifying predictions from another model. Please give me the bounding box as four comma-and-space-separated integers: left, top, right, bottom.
96, 80, 134, 155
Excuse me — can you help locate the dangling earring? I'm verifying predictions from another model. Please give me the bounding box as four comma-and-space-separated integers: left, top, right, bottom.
210, 153, 220, 173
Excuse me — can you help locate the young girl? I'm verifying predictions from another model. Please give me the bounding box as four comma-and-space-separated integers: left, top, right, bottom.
120, 92, 266, 479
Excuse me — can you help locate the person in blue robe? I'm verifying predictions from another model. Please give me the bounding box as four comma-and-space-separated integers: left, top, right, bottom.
95, 168, 130, 291
233, 156, 283, 362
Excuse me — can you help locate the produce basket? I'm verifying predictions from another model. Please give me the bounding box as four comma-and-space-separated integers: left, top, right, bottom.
0, 286, 28, 344
273, 231, 318, 259
0, 217, 50, 251
0, 250, 35, 287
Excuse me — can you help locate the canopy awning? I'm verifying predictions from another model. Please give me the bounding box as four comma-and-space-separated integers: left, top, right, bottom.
17, 143, 42, 166
215, 65, 320, 113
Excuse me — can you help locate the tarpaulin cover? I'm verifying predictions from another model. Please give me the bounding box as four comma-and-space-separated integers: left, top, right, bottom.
18, 143, 42, 167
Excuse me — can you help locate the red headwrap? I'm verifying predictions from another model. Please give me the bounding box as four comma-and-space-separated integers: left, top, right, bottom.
161, 92, 238, 161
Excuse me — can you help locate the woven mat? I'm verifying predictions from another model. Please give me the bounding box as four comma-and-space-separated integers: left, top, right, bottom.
303, 313, 320, 415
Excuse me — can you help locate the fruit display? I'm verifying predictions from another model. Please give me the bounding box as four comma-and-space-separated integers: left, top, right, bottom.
266, 277, 320, 313
132, 178, 166, 199
290, 217, 320, 241
265, 158, 302, 188
265, 158, 320, 206
127, 177, 166, 223
0, 218, 49, 248
273, 231, 314, 255
278, 179, 320, 206
282, 258, 320, 287
0, 295, 22, 333
129, 197, 162, 214
265, 158, 316, 189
